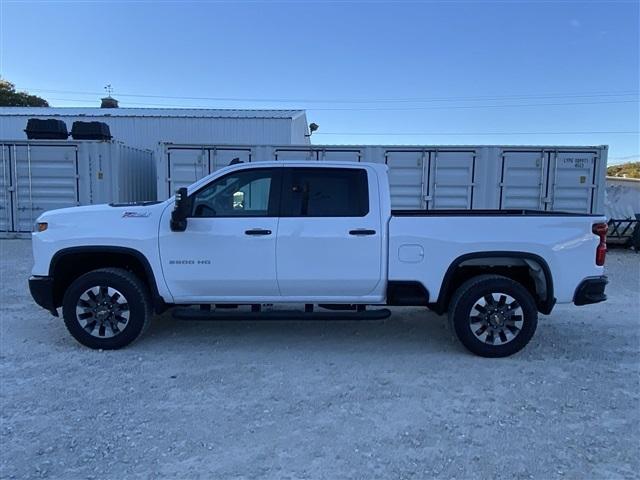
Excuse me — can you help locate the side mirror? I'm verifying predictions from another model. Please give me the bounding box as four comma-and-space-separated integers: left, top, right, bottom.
170, 187, 190, 232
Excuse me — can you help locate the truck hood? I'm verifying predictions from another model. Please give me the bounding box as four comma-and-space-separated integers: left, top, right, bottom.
31, 200, 172, 279
37, 201, 169, 236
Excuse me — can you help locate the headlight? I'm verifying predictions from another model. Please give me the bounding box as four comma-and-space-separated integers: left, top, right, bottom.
34, 222, 48, 232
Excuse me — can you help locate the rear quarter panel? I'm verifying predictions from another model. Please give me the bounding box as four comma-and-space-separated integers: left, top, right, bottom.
389, 215, 605, 304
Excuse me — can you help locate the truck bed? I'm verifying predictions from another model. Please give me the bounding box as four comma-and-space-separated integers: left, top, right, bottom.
388, 212, 604, 305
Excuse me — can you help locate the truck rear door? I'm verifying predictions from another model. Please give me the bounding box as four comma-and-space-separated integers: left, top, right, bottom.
276, 166, 384, 299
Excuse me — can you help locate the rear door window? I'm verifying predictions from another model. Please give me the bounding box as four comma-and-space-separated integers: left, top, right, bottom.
284, 168, 369, 217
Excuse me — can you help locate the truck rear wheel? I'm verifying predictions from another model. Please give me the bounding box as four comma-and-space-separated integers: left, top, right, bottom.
62, 268, 151, 350
448, 274, 538, 357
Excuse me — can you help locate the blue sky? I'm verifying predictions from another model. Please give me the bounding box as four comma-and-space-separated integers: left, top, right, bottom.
1, 0, 638, 163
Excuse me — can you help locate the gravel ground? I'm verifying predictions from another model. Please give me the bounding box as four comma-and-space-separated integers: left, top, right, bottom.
1, 239, 638, 480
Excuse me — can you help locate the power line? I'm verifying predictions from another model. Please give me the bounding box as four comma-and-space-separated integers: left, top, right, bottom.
610, 154, 640, 160
41, 97, 639, 136
15, 0, 639, 3
21, 86, 639, 105
44, 96, 638, 111
315, 131, 639, 136
299, 100, 638, 111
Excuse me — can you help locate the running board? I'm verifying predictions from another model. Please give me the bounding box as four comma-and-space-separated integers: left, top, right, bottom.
172, 307, 392, 321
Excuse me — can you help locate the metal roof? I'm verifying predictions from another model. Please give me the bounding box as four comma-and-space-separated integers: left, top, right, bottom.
0, 107, 306, 120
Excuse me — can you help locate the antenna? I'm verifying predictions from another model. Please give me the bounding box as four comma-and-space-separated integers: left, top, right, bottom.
104, 84, 113, 97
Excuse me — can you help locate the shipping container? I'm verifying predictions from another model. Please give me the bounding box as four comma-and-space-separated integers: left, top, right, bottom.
0, 140, 155, 234
605, 177, 640, 246
605, 176, 640, 220
156, 143, 608, 215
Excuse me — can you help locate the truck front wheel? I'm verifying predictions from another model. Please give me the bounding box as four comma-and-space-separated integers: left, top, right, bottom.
448, 274, 538, 357
62, 268, 152, 350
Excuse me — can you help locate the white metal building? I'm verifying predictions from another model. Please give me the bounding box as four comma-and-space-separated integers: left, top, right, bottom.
0, 108, 310, 150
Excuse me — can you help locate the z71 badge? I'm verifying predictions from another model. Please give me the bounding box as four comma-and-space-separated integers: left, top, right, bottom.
122, 211, 151, 218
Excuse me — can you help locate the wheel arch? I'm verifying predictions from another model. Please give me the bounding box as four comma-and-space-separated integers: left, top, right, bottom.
49, 246, 167, 313
432, 251, 555, 315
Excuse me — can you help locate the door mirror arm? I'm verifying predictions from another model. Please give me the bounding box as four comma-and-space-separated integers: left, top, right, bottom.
170, 187, 191, 232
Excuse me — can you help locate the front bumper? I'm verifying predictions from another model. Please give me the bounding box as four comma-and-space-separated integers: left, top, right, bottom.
573, 276, 608, 306
28, 276, 58, 316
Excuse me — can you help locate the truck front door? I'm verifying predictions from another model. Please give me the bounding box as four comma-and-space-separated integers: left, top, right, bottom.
159, 167, 282, 302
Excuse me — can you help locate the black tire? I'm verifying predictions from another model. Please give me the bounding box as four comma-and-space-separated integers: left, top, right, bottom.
62, 268, 152, 349
448, 274, 538, 358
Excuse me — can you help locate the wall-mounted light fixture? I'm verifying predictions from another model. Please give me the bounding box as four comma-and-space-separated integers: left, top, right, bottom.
305, 123, 319, 137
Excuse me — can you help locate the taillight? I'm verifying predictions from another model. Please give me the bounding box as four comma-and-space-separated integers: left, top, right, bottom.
592, 222, 608, 266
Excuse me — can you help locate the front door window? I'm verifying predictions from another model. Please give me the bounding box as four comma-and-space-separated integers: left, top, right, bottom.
191, 169, 275, 217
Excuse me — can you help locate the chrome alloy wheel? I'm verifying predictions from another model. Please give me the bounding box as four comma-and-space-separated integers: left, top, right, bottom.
469, 292, 524, 345
75, 286, 130, 338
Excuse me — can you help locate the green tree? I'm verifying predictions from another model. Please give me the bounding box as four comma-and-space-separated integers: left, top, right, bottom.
0, 80, 49, 107
607, 162, 640, 179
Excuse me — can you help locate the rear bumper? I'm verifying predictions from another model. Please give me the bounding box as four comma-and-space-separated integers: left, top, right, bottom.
28, 276, 58, 316
573, 276, 608, 306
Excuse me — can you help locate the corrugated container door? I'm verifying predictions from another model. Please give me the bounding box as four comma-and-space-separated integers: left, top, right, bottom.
114, 144, 156, 204
317, 148, 362, 162
13, 144, 79, 232
384, 150, 427, 209
500, 150, 548, 210
548, 151, 598, 213
429, 150, 476, 209
0, 145, 12, 231
167, 148, 208, 193
210, 148, 252, 172
273, 148, 317, 161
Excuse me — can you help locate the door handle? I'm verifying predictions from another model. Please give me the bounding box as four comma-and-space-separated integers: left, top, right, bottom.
349, 229, 376, 236
245, 228, 272, 236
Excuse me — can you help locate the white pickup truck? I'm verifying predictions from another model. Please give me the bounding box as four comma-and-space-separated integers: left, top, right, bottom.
29, 161, 608, 357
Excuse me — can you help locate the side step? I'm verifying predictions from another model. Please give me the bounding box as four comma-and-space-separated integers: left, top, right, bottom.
172, 307, 392, 321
